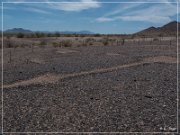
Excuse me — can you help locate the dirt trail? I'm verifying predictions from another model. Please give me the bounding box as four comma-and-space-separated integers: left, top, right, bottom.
144, 56, 177, 64
3, 56, 177, 89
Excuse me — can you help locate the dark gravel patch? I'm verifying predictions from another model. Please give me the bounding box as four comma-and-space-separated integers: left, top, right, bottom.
3, 63, 177, 132
1, 41, 178, 133
3, 44, 177, 84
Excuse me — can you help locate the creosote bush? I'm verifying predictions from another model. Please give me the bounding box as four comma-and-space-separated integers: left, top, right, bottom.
84, 38, 94, 46
16, 33, 24, 38
61, 40, 72, 47
52, 42, 60, 47
38, 41, 46, 48
35, 32, 45, 38
102, 37, 109, 46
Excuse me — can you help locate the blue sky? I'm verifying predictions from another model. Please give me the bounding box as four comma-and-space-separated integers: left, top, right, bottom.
0, 0, 180, 34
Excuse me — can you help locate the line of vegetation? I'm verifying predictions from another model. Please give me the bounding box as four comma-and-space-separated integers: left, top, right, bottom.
3, 32, 133, 38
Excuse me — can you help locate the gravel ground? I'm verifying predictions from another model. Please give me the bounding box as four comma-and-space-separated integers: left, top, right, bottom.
1, 38, 179, 133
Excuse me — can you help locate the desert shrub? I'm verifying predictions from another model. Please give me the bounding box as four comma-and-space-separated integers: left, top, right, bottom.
121, 38, 125, 45
40, 41, 46, 45
94, 34, 101, 37
32, 43, 36, 46
38, 41, 46, 48
82, 40, 87, 46
107, 38, 116, 45
52, 42, 60, 47
79, 40, 86, 46
86, 38, 92, 42
108, 38, 114, 42
25, 34, 30, 38
35, 32, 45, 38
54, 32, 60, 37
131, 35, 135, 39
89, 42, 93, 45
77, 44, 82, 47
102, 37, 109, 46
27, 33, 36, 38
47, 33, 52, 37
153, 38, 159, 41
40, 33, 45, 37
19, 43, 26, 48
85, 38, 95, 46
79, 35, 86, 37
14, 44, 19, 48
5, 37, 13, 48
169, 40, 172, 45
65, 34, 73, 37
75, 34, 79, 37
35, 32, 40, 38
61, 40, 72, 47
17, 33, 24, 38
6, 41, 13, 48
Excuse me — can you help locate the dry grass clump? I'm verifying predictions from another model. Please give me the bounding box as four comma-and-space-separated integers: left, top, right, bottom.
102, 37, 109, 46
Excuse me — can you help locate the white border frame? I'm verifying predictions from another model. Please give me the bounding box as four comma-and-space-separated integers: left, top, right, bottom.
1, 1, 179, 134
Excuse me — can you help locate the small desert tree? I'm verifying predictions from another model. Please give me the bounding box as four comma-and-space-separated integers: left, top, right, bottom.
55, 32, 60, 37
35, 32, 41, 38
16, 33, 24, 38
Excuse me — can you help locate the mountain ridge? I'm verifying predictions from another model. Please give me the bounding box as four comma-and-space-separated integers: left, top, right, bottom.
135, 21, 179, 36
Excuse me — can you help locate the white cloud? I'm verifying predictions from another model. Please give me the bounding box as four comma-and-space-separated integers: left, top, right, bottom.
25, 7, 51, 14
96, 17, 114, 22
117, 15, 172, 23
47, 0, 100, 12
96, 2, 178, 24
102, 3, 143, 18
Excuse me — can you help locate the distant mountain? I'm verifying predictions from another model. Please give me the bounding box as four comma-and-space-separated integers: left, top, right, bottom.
135, 21, 180, 36
160, 21, 179, 32
5, 28, 32, 33
4, 21, 179, 36
4, 28, 94, 35
59, 30, 94, 34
